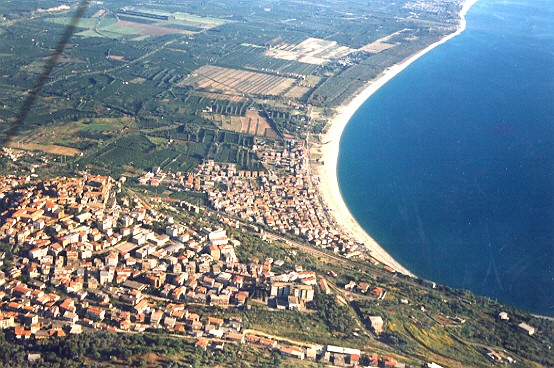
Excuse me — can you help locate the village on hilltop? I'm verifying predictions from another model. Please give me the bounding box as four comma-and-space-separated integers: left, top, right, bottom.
0, 172, 417, 367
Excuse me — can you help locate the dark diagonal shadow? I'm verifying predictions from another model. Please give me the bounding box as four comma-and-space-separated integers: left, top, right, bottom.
0, 0, 90, 147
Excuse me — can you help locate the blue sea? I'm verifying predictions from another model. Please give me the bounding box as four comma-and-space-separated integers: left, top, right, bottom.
338, 0, 554, 315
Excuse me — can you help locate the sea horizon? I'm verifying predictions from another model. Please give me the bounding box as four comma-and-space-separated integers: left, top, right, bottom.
338, 0, 554, 315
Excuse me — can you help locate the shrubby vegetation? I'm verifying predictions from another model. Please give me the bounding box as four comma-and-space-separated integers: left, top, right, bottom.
312, 293, 358, 334
0, 330, 280, 368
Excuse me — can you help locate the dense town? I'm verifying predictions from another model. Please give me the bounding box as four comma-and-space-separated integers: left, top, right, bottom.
139, 140, 365, 260
0, 171, 417, 367
1, 140, 542, 367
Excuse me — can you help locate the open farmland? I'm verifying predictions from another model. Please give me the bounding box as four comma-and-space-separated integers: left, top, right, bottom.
0, 0, 465, 174
284, 86, 311, 100
182, 65, 298, 97
110, 20, 185, 37
215, 44, 320, 76
5, 142, 81, 157
266, 37, 356, 65
98, 20, 186, 37
170, 12, 232, 29
121, 10, 232, 30
205, 109, 280, 138
50, 12, 212, 40
359, 29, 412, 53
191, 91, 247, 103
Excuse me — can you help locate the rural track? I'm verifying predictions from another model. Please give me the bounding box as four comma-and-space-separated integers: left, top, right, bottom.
243, 329, 323, 349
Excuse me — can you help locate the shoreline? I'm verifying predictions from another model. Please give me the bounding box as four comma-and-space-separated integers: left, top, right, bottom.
310, 0, 478, 277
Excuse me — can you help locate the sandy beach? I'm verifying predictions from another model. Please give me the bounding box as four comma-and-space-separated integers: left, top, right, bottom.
310, 0, 479, 276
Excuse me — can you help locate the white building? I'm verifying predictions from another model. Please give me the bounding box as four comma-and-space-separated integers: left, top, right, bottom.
518, 322, 535, 335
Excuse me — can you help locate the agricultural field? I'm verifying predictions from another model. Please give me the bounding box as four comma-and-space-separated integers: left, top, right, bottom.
215, 45, 320, 76
181, 65, 298, 97
102, 20, 185, 37
47, 10, 229, 41
191, 91, 247, 104
266, 37, 356, 65
3, 2, 551, 368
169, 11, 233, 29
359, 29, 412, 53
205, 109, 280, 138
0, 0, 464, 173
5, 142, 81, 157
360, 40, 397, 54
119, 10, 232, 29
77, 125, 264, 174
285, 86, 312, 100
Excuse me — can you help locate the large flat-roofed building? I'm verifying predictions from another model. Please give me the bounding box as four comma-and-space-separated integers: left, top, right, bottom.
325, 345, 361, 356
518, 322, 535, 335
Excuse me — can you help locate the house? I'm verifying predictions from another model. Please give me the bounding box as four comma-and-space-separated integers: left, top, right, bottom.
171, 287, 186, 301
349, 354, 360, 367
518, 322, 535, 335
381, 356, 398, 368
319, 278, 331, 295
288, 295, 302, 311
86, 307, 105, 321
27, 353, 41, 363
424, 363, 445, 368
0, 314, 15, 329
163, 317, 176, 329
207, 317, 224, 328
63, 310, 79, 324
195, 338, 209, 350
259, 337, 278, 349
290, 284, 314, 302
60, 298, 76, 313
68, 324, 82, 335
208, 245, 220, 261
106, 252, 118, 267
357, 282, 370, 294
150, 309, 164, 326
28, 247, 48, 261
233, 291, 248, 305
14, 327, 32, 339
226, 332, 245, 344
370, 287, 384, 297
49, 328, 67, 338
210, 294, 230, 306
344, 281, 356, 291
173, 324, 186, 334
369, 316, 384, 334
144, 272, 166, 288
208, 329, 224, 338
280, 346, 305, 360
13, 284, 32, 298
305, 346, 318, 360
325, 345, 361, 357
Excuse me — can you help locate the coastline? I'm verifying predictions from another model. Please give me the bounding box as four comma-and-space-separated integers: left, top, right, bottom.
310, 0, 478, 277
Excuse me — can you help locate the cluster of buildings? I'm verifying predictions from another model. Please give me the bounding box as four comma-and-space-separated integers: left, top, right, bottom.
0, 174, 317, 341
0, 173, 416, 366
137, 166, 166, 186
1, 147, 24, 162
172, 140, 363, 258
197, 338, 408, 368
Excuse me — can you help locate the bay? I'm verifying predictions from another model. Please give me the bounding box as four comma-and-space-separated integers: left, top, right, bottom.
338, 0, 554, 315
